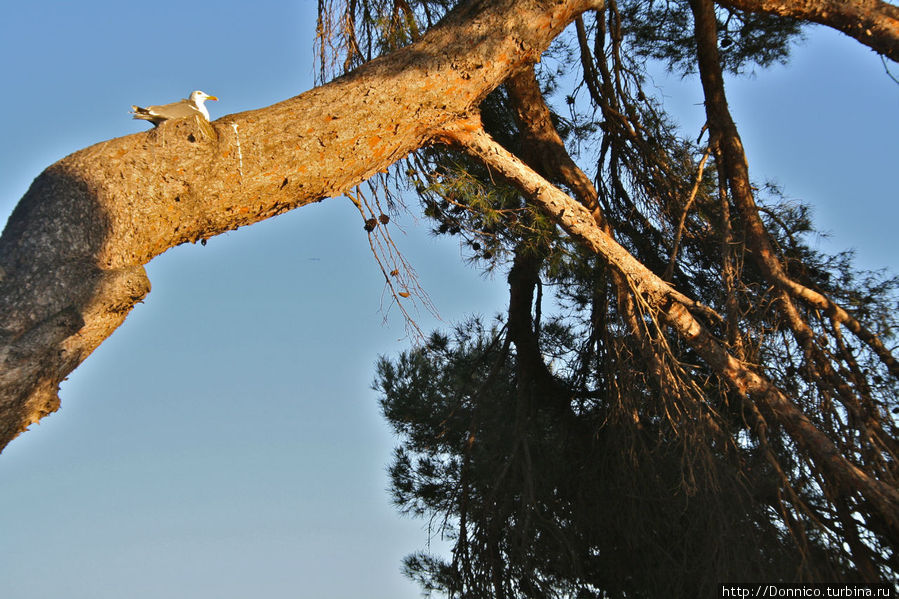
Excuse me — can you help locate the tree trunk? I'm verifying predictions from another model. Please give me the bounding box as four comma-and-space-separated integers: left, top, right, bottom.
0, 0, 603, 451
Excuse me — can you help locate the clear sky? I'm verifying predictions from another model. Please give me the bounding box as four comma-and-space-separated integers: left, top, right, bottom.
0, 2, 896, 598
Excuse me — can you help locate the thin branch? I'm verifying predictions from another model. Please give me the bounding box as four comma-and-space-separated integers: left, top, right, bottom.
664, 144, 712, 281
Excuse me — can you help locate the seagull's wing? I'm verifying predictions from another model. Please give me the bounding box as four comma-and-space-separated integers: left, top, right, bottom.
131, 98, 204, 125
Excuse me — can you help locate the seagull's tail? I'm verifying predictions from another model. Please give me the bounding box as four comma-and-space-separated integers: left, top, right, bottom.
130, 105, 154, 121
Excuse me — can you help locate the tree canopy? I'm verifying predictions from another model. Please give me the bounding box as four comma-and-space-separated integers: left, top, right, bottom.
316, 0, 899, 592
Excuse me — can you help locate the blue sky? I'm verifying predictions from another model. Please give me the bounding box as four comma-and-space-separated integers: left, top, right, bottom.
0, 2, 896, 598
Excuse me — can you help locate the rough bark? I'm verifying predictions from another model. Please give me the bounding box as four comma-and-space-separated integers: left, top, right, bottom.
716, 0, 899, 63
0, 0, 603, 451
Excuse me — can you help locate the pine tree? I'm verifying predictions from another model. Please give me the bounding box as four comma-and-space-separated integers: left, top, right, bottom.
2, 0, 896, 591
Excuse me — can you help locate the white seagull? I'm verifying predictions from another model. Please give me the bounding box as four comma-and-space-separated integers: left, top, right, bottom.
131, 90, 218, 126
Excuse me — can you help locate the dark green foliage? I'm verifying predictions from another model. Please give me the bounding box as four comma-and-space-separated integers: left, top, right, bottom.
620, 0, 802, 74
375, 317, 864, 597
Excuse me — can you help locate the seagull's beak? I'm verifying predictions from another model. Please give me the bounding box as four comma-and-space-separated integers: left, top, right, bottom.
207, 95, 219, 101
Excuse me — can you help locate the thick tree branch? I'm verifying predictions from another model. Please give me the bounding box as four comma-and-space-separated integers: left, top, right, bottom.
716, 0, 899, 63
0, 0, 603, 451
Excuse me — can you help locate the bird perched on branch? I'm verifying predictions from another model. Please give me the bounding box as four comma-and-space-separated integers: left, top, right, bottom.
131, 90, 218, 126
